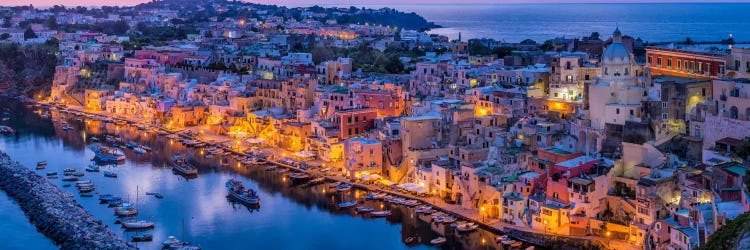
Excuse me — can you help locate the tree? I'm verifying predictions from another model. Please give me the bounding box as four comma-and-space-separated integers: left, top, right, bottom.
2, 16, 11, 28
0, 33, 9, 40
23, 26, 37, 40
467, 42, 492, 56
46, 16, 57, 30
540, 40, 555, 51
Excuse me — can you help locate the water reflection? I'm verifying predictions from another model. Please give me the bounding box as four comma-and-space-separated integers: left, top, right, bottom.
0, 101, 515, 250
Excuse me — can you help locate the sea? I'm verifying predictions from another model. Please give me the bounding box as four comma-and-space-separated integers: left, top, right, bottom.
305, 3, 750, 43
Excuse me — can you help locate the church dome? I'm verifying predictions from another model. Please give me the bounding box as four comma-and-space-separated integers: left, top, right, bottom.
602, 43, 631, 64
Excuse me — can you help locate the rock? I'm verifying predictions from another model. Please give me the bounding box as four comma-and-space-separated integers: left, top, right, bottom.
0, 151, 134, 249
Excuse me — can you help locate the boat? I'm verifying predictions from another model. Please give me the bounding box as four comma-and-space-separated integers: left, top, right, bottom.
336, 183, 353, 192
62, 176, 78, 182
80, 193, 93, 197
511, 241, 523, 248
104, 171, 118, 178
456, 223, 479, 232
405, 237, 416, 244
36, 161, 48, 167
114, 203, 138, 216
172, 154, 198, 176
0, 126, 14, 134
328, 181, 342, 188
131, 234, 153, 242
338, 200, 357, 208
307, 177, 326, 185
430, 237, 447, 245
138, 145, 152, 151
288, 172, 310, 183
155, 193, 164, 199
495, 235, 509, 242
90, 145, 126, 162
46, 172, 57, 177
62, 183, 71, 187
225, 178, 260, 206
415, 205, 433, 213
90, 136, 99, 142
134, 147, 147, 154
78, 185, 95, 192
121, 220, 155, 230
85, 165, 100, 172
371, 210, 391, 217
275, 168, 288, 173
356, 206, 375, 213
265, 165, 277, 171
125, 142, 136, 149
162, 236, 182, 247
72, 172, 84, 177
157, 131, 168, 136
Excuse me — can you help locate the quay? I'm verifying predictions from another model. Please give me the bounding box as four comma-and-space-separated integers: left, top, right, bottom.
51, 102, 629, 250
0, 151, 134, 250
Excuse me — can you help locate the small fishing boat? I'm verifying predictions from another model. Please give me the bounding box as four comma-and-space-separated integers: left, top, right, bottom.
172, 154, 198, 176
90, 136, 99, 142
265, 165, 277, 171
288, 172, 310, 183
225, 179, 260, 206
104, 171, 118, 178
121, 220, 155, 230
154, 193, 164, 199
62, 176, 78, 182
456, 223, 479, 232
46, 172, 58, 177
371, 210, 391, 217
336, 183, 353, 192
114, 203, 138, 216
85, 165, 100, 172
80, 192, 93, 197
338, 200, 357, 208
163, 236, 182, 247
72, 172, 84, 177
90, 145, 126, 162
78, 185, 95, 192
430, 237, 447, 245
356, 206, 375, 213
405, 236, 416, 244
62, 183, 71, 187
37, 161, 48, 167
415, 205, 433, 213
328, 182, 342, 188
125, 142, 136, 149
495, 235, 509, 243
307, 177, 326, 185
131, 234, 153, 242
134, 147, 147, 154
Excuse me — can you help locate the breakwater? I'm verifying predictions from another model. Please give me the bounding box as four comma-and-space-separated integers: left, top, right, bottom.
0, 151, 134, 250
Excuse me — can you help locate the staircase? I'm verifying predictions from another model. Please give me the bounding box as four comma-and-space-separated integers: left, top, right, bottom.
62, 91, 84, 106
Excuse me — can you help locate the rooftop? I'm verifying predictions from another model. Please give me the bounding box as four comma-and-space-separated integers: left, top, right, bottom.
556, 155, 598, 168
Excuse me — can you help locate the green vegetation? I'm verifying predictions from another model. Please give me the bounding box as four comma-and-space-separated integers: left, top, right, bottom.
700, 212, 750, 250
466, 41, 515, 58
59, 21, 129, 35
0, 39, 59, 96
306, 43, 424, 74
129, 23, 197, 47
23, 26, 37, 40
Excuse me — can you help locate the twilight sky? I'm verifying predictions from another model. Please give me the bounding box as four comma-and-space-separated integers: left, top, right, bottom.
5, 0, 750, 7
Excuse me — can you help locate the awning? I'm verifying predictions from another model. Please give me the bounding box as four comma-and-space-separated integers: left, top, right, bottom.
397, 183, 429, 194
245, 138, 266, 144
292, 151, 316, 158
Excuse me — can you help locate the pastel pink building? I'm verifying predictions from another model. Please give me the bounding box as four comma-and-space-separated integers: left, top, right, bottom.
545, 155, 600, 205
343, 137, 383, 180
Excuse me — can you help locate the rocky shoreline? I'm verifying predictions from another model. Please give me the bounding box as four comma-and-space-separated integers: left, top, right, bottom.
0, 151, 134, 250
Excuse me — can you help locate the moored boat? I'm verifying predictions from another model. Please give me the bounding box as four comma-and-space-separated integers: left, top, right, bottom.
336, 183, 353, 192
121, 220, 155, 230
172, 154, 198, 176
338, 200, 357, 208
104, 171, 118, 178
90, 145, 126, 162
371, 210, 391, 217
131, 234, 153, 242
225, 178, 260, 206
85, 165, 100, 172
430, 237, 447, 245
356, 206, 375, 213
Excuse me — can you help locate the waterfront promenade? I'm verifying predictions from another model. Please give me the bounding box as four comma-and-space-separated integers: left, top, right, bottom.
54, 102, 639, 250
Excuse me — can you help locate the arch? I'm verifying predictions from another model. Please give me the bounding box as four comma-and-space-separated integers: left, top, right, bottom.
589, 132, 599, 154
730, 106, 739, 119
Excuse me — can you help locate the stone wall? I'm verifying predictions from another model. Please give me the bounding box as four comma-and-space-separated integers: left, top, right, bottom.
0, 152, 134, 250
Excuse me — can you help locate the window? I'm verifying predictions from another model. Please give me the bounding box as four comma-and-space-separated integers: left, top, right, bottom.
702, 88, 706, 97
695, 125, 701, 137
566, 75, 573, 82
542, 209, 552, 216
667, 58, 672, 69
616, 108, 620, 114
662, 113, 668, 120
630, 109, 634, 116
662, 102, 668, 109
657, 57, 662, 66
647, 56, 652, 65
677, 59, 681, 70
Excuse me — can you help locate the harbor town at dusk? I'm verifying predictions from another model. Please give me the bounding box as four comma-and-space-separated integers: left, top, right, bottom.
1, 1, 750, 249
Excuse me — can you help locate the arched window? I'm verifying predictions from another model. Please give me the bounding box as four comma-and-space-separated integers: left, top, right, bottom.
730, 106, 739, 119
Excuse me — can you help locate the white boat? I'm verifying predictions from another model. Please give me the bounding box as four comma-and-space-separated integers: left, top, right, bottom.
371, 210, 391, 217
121, 220, 155, 229
495, 235, 509, 242
134, 147, 147, 154
225, 178, 260, 206
430, 237, 447, 245
338, 200, 357, 208
356, 206, 375, 213
163, 236, 182, 247
90, 145, 126, 162
90, 136, 99, 142
456, 223, 479, 232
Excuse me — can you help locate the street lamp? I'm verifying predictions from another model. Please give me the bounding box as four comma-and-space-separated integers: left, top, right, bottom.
481, 207, 485, 222
544, 220, 548, 235
606, 231, 611, 248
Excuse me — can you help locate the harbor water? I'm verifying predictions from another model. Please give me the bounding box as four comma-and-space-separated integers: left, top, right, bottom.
0, 100, 516, 250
